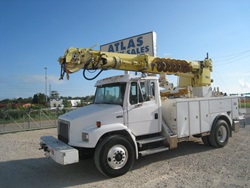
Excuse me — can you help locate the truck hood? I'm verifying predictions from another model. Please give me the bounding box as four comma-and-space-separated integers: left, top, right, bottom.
59, 104, 124, 126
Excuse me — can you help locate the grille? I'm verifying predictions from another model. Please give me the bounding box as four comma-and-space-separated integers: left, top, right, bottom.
58, 121, 69, 144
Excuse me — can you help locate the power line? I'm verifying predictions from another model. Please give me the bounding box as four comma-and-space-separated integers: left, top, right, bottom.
212, 70, 227, 92
213, 50, 250, 60
213, 53, 250, 66
212, 49, 250, 67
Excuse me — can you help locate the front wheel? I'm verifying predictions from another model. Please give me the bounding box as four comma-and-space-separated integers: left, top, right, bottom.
94, 135, 135, 177
209, 119, 230, 148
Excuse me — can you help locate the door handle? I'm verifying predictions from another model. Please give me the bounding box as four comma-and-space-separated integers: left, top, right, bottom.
154, 113, 158, 119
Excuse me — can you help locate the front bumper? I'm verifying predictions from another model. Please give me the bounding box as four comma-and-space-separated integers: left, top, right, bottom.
40, 136, 79, 165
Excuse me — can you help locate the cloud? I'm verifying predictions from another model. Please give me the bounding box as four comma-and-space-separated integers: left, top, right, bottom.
239, 79, 250, 88
20, 74, 65, 84
48, 74, 66, 84
162, 53, 171, 58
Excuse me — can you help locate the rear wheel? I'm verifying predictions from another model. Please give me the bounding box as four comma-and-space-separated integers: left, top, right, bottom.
209, 120, 229, 148
94, 135, 135, 177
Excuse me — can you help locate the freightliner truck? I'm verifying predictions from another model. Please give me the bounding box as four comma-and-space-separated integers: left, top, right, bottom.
40, 47, 240, 177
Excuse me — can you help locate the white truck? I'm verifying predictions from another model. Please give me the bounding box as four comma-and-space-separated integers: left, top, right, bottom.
40, 47, 240, 177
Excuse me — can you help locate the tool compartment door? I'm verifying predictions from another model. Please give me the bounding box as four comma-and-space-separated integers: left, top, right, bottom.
200, 100, 210, 132
189, 101, 200, 135
176, 102, 189, 137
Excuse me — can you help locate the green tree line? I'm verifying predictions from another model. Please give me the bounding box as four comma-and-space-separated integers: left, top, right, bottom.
0, 91, 94, 110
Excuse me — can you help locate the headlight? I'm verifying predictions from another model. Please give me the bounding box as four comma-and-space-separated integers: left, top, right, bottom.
82, 133, 89, 142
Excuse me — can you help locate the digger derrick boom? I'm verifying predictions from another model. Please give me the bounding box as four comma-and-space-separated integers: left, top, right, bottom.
58, 47, 213, 87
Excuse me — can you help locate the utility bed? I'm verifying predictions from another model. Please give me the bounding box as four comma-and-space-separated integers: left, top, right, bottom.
162, 96, 239, 138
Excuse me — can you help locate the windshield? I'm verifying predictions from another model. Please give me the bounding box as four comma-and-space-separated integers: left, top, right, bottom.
94, 83, 126, 106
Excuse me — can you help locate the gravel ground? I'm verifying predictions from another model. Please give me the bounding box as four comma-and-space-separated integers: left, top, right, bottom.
0, 126, 249, 188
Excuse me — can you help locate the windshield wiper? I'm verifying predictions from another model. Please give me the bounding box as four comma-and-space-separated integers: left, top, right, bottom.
94, 102, 113, 104
103, 102, 115, 104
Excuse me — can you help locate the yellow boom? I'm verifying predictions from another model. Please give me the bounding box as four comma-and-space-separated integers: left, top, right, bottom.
58, 47, 212, 87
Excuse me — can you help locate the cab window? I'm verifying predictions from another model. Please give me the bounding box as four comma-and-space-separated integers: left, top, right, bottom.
129, 80, 155, 105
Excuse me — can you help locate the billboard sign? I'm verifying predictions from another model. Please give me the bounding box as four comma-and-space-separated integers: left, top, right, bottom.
100, 31, 157, 56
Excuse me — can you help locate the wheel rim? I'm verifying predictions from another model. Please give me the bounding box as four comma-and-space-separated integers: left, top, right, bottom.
217, 125, 227, 143
107, 144, 128, 169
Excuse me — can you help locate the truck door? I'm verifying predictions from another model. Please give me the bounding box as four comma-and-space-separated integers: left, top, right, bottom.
127, 80, 161, 136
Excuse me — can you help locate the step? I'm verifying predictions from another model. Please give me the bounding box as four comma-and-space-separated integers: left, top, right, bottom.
137, 136, 166, 147
139, 146, 169, 156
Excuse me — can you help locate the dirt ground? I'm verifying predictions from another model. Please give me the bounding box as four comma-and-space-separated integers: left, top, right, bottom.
0, 125, 249, 188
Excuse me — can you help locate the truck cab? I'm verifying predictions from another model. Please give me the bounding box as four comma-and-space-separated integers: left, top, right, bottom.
43, 74, 167, 177
57, 74, 163, 152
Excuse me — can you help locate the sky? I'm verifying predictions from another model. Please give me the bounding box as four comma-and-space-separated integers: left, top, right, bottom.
0, 0, 250, 100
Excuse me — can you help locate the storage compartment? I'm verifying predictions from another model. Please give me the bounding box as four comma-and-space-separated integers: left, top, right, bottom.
162, 96, 239, 138
200, 100, 210, 132
189, 101, 200, 135
176, 102, 189, 137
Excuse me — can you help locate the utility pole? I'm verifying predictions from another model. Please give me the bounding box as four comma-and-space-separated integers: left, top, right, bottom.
49, 83, 51, 98
44, 67, 47, 103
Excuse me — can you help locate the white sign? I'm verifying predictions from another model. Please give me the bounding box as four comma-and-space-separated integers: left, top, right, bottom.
100, 31, 157, 56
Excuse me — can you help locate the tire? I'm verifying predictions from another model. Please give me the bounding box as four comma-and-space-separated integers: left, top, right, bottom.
94, 135, 135, 177
209, 119, 230, 148
201, 135, 211, 146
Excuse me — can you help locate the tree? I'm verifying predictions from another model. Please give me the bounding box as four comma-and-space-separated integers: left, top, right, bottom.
63, 99, 71, 107
0, 99, 11, 104
83, 95, 94, 103
50, 90, 60, 100
32, 93, 46, 104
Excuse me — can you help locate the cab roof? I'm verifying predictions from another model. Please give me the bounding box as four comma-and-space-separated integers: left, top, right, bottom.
95, 74, 158, 87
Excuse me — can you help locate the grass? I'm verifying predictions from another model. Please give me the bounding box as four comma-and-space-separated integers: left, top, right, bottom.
0, 109, 66, 124
239, 99, 250, 108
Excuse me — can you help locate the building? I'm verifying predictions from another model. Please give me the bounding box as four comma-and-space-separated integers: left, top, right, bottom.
50, 99, 64, 109
68, 99, 81, 107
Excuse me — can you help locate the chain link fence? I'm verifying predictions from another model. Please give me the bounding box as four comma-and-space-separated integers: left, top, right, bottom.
0, 108, 75, 134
